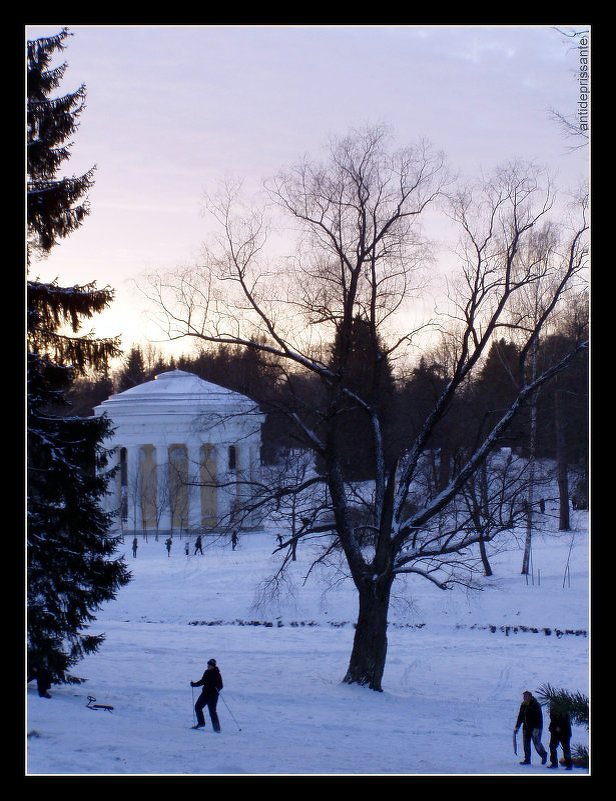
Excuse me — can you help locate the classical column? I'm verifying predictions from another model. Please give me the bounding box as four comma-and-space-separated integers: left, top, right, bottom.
168, 444, 189, 532
187, 444, 203, 531
233, 442, 251, 526
125, 445, 141, 533
139, 445, 158, 531
157, 440, 171, 534
108, 445, 124, 527
199, 444, 218, 528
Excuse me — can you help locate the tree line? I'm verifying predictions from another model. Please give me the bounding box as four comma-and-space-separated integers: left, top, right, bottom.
71, 308, 588, 508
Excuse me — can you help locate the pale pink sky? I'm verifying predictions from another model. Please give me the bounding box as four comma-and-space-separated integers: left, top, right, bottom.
26, 24, 589, 359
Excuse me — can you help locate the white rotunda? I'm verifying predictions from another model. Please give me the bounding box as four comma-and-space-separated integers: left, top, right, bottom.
94, 369, 265, 535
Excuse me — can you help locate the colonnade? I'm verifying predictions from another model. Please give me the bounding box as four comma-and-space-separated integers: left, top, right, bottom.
111, 439, 260, 534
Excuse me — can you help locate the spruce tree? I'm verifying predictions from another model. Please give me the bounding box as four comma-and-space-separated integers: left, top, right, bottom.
328, 315, 396, 481
537, 684, 589, 766
27, 28, 130, 685
27, 28, 94, 259
116, 345, 148, 391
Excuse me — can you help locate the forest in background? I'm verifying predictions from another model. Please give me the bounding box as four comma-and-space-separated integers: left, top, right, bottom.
67, 305, 588, 511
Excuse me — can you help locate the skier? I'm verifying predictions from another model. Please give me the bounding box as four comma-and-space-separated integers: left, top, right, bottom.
132, 537, 138, 558
190, 658, 223, 731
28, 663, 52, 698
514, 690, 548, 765
194, 535, 203, 555
165, 537, 172, 556
547, 702, 573, 769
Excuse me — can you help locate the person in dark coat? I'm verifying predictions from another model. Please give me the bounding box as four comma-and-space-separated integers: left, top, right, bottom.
548, 702, 573, 769
194, 535, 203, 555
514, 690, 548, 765
28, 663, 52, 698
190, 658, 223, 731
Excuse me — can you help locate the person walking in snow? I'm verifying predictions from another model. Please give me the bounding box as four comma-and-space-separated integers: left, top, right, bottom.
132, 537, 138, 558
547, 702, 573, 770
165, 536, 172, 556
191, 658, 223, 731
194, 535, 203, 555
514, 690, 548, 765
231, 530, 238, 550
184, 541, 190, 557
28, 662, 52, 698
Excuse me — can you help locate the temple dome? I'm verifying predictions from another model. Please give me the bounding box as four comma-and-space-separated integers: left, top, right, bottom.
95, 369, 256, 417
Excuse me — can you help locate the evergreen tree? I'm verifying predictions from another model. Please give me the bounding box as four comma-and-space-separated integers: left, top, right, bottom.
473, 338, 527, 449
27, 28, 95, 260
64, 369, 115, 417
329, 315, 396, 481
27, 29, 130, 685
116, 345, 147, 391
537, 683, 589, 766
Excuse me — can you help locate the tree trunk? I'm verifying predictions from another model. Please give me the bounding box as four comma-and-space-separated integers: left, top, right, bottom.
343, 575, 393, 692
478, 534, 493, 577
554, 382, 571, 530
521, 416, 536, 576
477, 462, 493, 576
522, 341, 539, 576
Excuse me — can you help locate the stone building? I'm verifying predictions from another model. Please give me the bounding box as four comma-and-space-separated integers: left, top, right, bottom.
94, 369, 264, 535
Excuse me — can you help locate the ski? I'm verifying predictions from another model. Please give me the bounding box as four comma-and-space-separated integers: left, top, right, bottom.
189, 726, 222, 733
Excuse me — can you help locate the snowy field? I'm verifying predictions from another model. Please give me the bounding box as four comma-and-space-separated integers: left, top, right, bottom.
26, 504, 589, 777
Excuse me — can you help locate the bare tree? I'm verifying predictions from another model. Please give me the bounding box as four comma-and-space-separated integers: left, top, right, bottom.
146, 128, 588, 690
457, 449, 553, 578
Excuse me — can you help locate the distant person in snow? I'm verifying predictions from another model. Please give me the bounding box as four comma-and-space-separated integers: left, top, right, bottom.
28, 663, 52, 698
132, 537, 138, 558
548, 702, 573, 769
165, 537, 172, 556
194, 535, 203, 555
514, 690, 548, 765
184, 541, 190, 557
191, 658, 223, 731
232, 530, 238, 550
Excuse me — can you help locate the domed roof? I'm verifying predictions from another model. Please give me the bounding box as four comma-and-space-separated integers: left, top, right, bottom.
95, 369, 257, 417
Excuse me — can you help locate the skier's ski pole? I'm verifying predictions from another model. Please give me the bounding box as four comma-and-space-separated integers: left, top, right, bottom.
218, 691, 242, 731
191, 684, 196, 727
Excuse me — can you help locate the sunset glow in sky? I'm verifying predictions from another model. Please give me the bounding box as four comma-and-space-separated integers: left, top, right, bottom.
26, 24, 589, 361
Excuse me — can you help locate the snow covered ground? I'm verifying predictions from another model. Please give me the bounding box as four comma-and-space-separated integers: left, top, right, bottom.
26, 503, 589, 777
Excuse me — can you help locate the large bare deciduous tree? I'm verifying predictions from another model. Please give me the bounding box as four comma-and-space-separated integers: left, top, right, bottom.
147, 127, 588, 691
